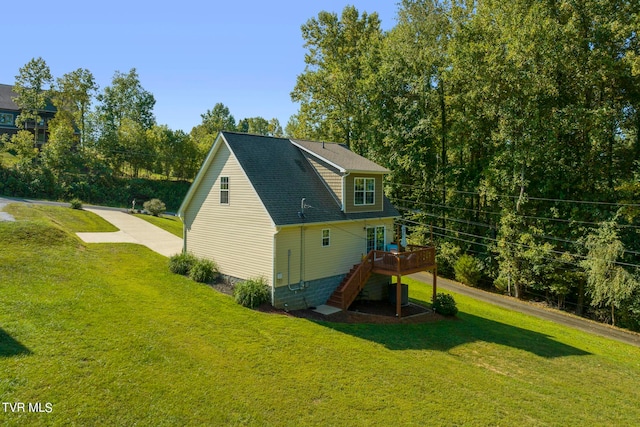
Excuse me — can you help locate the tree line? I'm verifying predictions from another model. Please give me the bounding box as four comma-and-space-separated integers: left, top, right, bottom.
0, 58, 282, 208
288, 1, 640, 330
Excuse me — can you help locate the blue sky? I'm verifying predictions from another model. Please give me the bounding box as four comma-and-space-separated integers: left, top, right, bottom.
1, 1, 399, 133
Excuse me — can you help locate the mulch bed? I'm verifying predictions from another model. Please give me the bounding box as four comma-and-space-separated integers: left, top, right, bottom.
209, 280, 444, 324
258, 299, 444, 324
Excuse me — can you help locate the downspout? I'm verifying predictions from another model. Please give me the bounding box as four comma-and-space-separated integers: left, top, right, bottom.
179, 213, 187, 254
341, 172, 350, 212
289, 199, 307, 292
272, 228, 280, 306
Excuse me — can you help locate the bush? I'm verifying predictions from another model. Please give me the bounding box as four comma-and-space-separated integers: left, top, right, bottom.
169, 252, 198, 276
433, 293, 458, 316
234, 277, 270, 308
69, 198, 83, 210
436, 241, 461, 278
189, 258, 219, 283
143, 198, 166, 216
454, 254, 482, 287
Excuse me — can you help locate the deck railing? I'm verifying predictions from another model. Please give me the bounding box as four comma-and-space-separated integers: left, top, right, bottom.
371, 245, 436, 275
329, 245, 437, 311
339, 251, 374, 310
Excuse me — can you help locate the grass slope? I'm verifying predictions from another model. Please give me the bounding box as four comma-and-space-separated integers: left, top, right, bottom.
134, 213, 183, 237
4, 204, 118, 232
1, 206, 640, 426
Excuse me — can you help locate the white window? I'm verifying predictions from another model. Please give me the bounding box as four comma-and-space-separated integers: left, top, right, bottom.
220, 177, 229, 204
322, 229, 330, 247
366, 226, 385, 253
354, 177, 375, 206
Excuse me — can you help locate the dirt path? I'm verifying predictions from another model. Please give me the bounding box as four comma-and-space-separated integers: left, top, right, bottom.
411, 271, 640, 348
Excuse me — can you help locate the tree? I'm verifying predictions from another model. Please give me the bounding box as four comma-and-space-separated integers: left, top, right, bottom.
237, 116, 268, 135
41, 113, 82, 177
13, 57, 53, 146
369, 0, 454, 206
53, 68, 98, 147
236, 116, 282, 136
6, 130, 39, 165
268, 118, 283, 137
118, 117, 152, 177
190, 103, 236, 157
494, 211, 554, 299
96, 68, 155, 131
148, 125, 200, 180
290, 6, 383, 151
95, 69, 156, 174
580, 219, 640, 326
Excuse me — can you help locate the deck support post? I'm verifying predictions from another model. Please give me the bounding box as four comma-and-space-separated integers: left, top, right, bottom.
396, 274, 402, 318
432, 266, 438, 303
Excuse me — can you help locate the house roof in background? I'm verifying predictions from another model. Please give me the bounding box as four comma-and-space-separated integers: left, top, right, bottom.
0, 83, 56, 113
0, 84, 18, 111
180, 131, 399, 226
291, 138, 390, 174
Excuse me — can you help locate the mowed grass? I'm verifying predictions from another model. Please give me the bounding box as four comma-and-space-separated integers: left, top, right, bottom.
1, 206, 640, 426
134, 213, 183, 237
4, 203, 118, 232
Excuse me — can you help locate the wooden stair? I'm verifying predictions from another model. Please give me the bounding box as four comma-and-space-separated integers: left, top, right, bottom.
326, 253, 373, 310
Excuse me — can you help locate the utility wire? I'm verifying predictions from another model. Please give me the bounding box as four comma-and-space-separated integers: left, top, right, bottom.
396, 216, 640, 270
389, 196, 640, 229
388, 182, 640, 208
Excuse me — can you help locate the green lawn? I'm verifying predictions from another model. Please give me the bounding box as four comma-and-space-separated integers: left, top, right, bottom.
134, 213, 183, 237
1, 205, 640, 426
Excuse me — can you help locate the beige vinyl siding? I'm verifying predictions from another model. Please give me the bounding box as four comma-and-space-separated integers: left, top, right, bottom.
273, 218, 395, 288
344, 173, 384, 213
183, 142, 275, 284
302, 151, 342, 205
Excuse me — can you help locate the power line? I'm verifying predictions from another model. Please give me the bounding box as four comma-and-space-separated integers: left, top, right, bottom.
389, 196, 640, 229
388, 182, 640, 208
396, 216, 640, 269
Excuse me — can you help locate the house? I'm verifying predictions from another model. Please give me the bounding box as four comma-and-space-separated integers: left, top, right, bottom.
178, 131, 437, 314
0, 83, 56, 146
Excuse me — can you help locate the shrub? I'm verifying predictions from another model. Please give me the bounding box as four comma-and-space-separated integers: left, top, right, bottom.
436, 241, 461, 278
234, 277, 270, 308
169, 252, 197, 276
189, 258, 219, 283
433, 293, 458, 316
454, 254, 483, 287
143, 198, 166, 216
69, 198, 83, 210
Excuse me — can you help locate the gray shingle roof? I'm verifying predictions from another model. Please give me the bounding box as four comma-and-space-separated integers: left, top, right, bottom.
0, 83, 56, 112
0, 84, 18, 111
221, 132, 398, 226
291, 138, 390, 173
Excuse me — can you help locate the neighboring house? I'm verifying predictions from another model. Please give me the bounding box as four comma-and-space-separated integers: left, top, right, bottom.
0, 83, 56, 146
178, 131, 436, 312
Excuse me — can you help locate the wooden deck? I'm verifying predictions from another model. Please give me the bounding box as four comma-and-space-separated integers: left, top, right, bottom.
371, 245, 436, 277
327, 245, 437, 316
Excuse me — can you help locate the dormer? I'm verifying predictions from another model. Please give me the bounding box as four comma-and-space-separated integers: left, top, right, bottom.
290, 139, 390, 214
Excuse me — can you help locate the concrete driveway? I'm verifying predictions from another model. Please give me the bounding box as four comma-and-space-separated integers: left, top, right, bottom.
76, 208, 183, 257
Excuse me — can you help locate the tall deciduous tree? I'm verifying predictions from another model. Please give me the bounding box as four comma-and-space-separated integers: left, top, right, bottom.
290, 6, 383, 152
96, 68, 155, 131
190, 103, 236, 156
148, 125, 199, 180
13, 57, 53, 146
580, 219, 640, 326
53, 68, 98, 147
95, 69, 156, 174
236, 116, 283, 136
